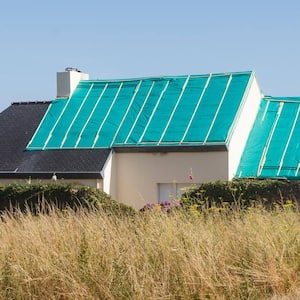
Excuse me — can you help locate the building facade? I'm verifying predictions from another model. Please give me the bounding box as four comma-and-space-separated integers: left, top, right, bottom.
1, 68, 299, 209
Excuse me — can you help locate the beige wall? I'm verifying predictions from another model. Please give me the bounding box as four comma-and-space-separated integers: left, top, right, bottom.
111, 151, 228, 209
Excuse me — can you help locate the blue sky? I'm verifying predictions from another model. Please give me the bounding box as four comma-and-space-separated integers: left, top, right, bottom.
0, 0, 299, 112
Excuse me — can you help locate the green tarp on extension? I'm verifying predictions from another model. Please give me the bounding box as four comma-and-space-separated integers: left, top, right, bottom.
27, 72, 253, 150
237, 97, 300, 179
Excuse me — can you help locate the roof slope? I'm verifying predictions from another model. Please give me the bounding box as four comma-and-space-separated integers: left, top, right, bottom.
237, 96, 300, 179
0, 102, 110, 178
27, 71, 253, 150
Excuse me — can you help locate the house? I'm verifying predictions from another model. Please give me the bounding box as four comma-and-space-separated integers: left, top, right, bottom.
0, 68, 299, 209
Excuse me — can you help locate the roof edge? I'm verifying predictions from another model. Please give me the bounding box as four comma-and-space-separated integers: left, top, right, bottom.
263, 96, 300, 103
0, 172, 102, 179
112, 145, 227, 153
79, 70, 254, 83
11, 101, 52, 105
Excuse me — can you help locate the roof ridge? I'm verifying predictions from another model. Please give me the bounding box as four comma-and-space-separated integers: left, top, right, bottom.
263, 96, 300, 103
81, 71, 254, 83
12, 100, 52, 105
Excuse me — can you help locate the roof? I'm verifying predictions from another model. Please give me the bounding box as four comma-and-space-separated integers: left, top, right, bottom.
27, 71, 253, 150
0, 102, 110, 178
236, 96, 300, 179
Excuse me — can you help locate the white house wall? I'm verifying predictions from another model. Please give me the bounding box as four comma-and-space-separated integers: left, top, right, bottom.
57, 70, 89, 98
101, 150, 113, 194
112, 151, 228, 209
227, 74, 262, 179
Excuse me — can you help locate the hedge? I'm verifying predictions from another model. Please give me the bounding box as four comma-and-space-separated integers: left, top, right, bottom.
181, 179, 300, 210
0, 183, 135, 216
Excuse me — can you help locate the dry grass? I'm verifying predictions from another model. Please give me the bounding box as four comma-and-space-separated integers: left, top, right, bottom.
0, 207, 300, 299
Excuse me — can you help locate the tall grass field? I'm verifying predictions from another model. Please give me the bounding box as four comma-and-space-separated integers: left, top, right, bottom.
0, 205, 300, 299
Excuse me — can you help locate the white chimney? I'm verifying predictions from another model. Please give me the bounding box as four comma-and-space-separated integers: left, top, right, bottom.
56, 67, 89, 98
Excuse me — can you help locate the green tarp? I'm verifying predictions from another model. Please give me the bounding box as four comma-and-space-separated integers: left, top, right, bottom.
237, 97, 300, 179
27, 72, 252, 150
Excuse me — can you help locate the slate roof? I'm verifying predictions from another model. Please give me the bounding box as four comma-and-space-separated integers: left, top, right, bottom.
237, 96, 300, 179
27, 71, 254, 150
0, 102, 110, 179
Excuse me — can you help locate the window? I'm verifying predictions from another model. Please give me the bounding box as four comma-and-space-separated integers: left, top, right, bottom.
158, 182, 195, 203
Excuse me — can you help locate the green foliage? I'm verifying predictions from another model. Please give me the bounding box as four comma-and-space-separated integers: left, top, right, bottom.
0, 183, 135, 216
181, 179, 300, 211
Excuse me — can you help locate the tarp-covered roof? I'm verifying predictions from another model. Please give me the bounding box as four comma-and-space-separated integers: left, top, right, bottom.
27, 71, 253, 150
237, 96, 300, 179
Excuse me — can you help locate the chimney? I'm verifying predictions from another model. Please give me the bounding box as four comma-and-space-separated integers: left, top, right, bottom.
56, 67, 89, 98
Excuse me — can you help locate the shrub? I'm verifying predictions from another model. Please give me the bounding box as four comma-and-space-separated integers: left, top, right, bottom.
0, 183, 135, 216
181, 179, 300, 211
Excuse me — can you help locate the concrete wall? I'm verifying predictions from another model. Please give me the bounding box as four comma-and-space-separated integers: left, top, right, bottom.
111, 151, 228, 209
227, 73, 262, 179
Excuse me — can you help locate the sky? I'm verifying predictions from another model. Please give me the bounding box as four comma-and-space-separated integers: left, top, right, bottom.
0, 0, 299, 112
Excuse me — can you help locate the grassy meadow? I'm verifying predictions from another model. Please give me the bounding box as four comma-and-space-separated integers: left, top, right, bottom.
0, 205, 300, 299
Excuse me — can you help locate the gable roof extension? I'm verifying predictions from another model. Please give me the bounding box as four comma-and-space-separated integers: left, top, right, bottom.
27, 71, 254, 150
0, 102, 110, 179
237, 96, 300, 179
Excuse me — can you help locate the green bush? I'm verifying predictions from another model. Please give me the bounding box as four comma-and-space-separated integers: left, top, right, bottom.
0, 183, 136, 216
181, 179, 300, 210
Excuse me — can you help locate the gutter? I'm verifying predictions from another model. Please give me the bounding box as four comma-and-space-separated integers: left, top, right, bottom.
0, 171, 103, 179
112, 144, 228, 153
